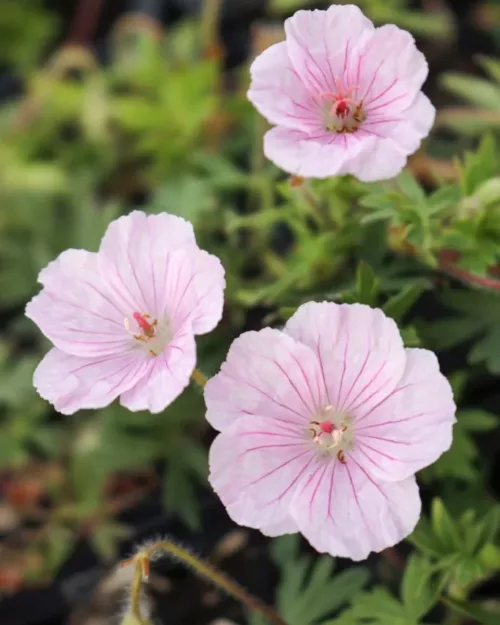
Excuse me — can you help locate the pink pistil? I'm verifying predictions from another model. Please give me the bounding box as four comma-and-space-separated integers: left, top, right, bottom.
319, 421, 335, 434
133, 312, 155, 337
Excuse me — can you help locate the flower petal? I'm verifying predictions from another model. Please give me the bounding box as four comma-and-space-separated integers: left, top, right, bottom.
284, 302, 406, 418
248, 42, 322, 132
98, 210, 196, 313
347, 93, 435, 181
357, 25, 428, 113
209, 416, 312, 535
98, 211, 224, 334
354, 349, 456, 481
34, 348, 150, 415
26, 250, 129, 358
344, 133, 409, 182
263, 126, 370, 179
379, 92, 436, 154
290, 458, 421, 560
181, 248, 226, 335
285, 5, 374, 95
119, 324, 196, 413
204, 328, 327, 432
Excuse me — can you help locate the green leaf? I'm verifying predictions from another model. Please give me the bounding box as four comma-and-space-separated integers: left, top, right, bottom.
150, 175, 216, 224
327, 587, 408, 625
421, 408, 498, 483
396, 171, 426, 205
344, 261, 380, 306
163, 463, 201, 532
441, 73, 500, 110
269, 0, 318, 12
422, 289, 500, 374
44, 525, 75, 575
383, 281, 427, 322
442, 598, 500, 625
90, 521, 131, 563
399, 325, 421, 347
409, 500, 500, 592
476, 55, 500, 84
401, 554, 444, 620
459, 134, 499, 196
162, 439, 207, 531
431, 499, 461, 551
448, 371, 468, 402
258, 536, 370, 625
458, 409, 498, 431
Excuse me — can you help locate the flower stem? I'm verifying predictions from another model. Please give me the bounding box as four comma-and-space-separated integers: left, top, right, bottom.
192, 368, 208, 388
123, 539, 289, 625
201, 0, 222, 59
129, 560, 151, 625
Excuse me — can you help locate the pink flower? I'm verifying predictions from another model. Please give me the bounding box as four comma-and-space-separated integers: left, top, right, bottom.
247, 5, 435, 181
26, 211, 225, 414
205, 302, 455, 560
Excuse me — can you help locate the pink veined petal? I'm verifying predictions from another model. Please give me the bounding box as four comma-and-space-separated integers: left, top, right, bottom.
178, 248, 226, 335
34, 348, 150, 415
98, 212, 225, 335
356, 24, 428, 113
98, 210, 196, 314
284, 302, 406, 418
289, 457, 421, 560
263, 126, 370, 179
353, 348, 456, 482
119, 323, 196, 414
26, 249, 129, 358
284, 5, 374, 95
208, 416, 315, 534
377, 92, 435, 154
347, 94, 435, 182
248, 42, 323, 133
221, 491, 299, 537
204, 328, 328, 432
342, 132, 409, 182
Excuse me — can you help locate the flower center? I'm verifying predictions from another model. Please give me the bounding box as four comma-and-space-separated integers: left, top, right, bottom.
321, 78, 366, 134
124, 312, 172, 357
309, 406, 354, 463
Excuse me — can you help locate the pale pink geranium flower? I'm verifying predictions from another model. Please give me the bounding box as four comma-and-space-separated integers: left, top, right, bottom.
205, 302, 455, 560
26, 211, 225, 414
247, 5, 435, 181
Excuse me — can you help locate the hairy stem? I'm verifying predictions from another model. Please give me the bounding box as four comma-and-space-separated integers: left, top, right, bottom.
129, 560, 150, 625
123, 539, 289, 625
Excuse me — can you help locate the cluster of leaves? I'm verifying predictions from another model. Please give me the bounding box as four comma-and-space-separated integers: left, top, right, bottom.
438, 55, 500, 137
249, 535, 370, 625
256, 500, 500, 625
359, 136, 500, 277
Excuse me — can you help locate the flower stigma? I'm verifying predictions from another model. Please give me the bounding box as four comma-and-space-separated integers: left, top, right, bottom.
309, 405, 354, 463
124, 312, 172, 357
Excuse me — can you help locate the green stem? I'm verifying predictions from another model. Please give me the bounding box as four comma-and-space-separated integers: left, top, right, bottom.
201, 0, 222, 56
130, 561, 151, 625
191, 367, 208, 389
